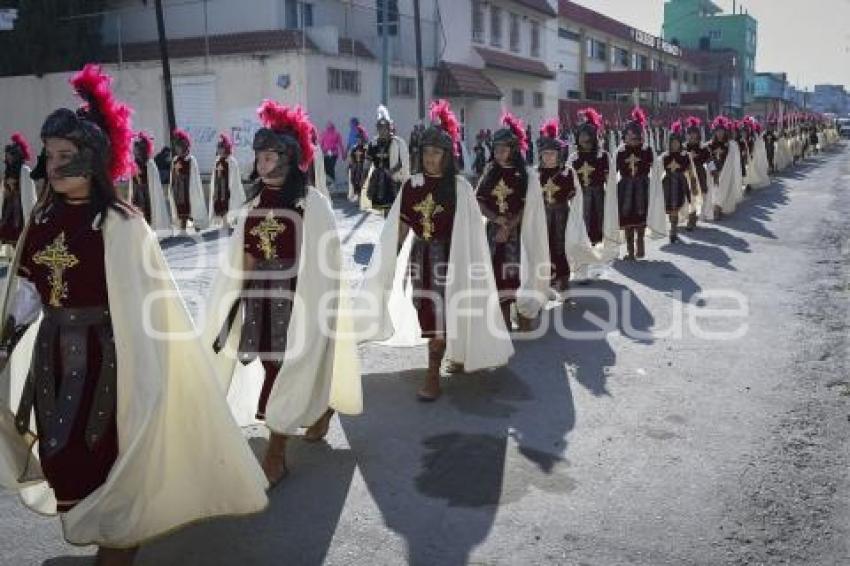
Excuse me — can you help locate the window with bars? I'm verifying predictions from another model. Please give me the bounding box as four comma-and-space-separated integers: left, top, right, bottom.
533, 91, 544, 108
530, 21, 540, 57
509, 13, 520, 52
390, 75, 415, 98
376, 0, 399, 37
328, 68, 360, 94
472, 0, 485, 43
558, 27, 580, 41
490, 6, 503, 47
512, 88, 524, 106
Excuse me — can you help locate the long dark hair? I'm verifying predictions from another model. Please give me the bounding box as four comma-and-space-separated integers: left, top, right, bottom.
477, 145, 528, 193
245, 163, 308, 208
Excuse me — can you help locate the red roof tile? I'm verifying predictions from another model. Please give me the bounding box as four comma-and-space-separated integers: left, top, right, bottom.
474, 47, 555, 80
338, 37, 375, 59
434, 62, 503, 100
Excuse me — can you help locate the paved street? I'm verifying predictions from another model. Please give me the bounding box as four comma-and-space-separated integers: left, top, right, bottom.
2, 146, 849, 565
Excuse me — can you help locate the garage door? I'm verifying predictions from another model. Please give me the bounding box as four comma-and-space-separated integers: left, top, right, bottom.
173, 74, 217, 174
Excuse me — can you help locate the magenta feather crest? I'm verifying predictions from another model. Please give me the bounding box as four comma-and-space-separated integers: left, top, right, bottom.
501, 111, 528, 155
10, 132, 32, 163
135, 130, 154, 158
630, 106, 648, 129
172, 127, 192, 148
218, 132, 233, 153
257, 99, 315, 171
429, 99, 461, 155
70, 64, 135, 181
577, 107, 603, 131
539, 118, 560, 140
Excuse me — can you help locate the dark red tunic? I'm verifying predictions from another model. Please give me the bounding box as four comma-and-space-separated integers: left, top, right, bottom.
0, 174, 25, 244
399, 175, 455, 338
573, 149, 609, 245
662, 152, 691, 214
242, 185, 303, 418
476, 166, 527, 302
616, 145, 654, 228
538, 167, 576, 286
131, 159, 152, 223
170, 155, 192, 220
707, 139, 730, 185
18, 200, 117, 512
212, 156, 231, 218
686, 142, 710, 195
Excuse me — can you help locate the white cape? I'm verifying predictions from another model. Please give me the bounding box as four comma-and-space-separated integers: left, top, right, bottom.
516, 167, 552, 318
199, 187, 362, 434
354, 174, 514, 371
208, 155, 246, 225
745, 135, 770, 188
0, 209, 267, 547
168, 155, 209, 231
0, 165, 37, 229
703, 140, 743, 219
608, 145, 667, 245
128, 159, 171, 234
312, 144, 330, 199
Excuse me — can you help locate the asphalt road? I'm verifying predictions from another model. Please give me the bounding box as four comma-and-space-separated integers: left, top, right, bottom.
2, 146, 849, 565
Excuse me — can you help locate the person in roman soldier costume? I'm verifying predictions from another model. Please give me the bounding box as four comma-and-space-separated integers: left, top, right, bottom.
167, 128, 208, 233
537, 119, 574, 292
208, 133, 246, 229
475, 112, 549, 331
347, 123, 370, 205
703, 115, 743, 221
355, 99, 513, 401
0, 133, 38, 256
764, 120, 778, 173
731, 121, 750, 192
568, 108, 611, 249
0, 64, 267, 566
613, 107, 665, 261
127, 131, 170, 234
200, 99, 362, 487
472, 130, 488, 182
743, 117, 770, 189
365, 105, 410, 215
684, 116, 710, 231
661, 121, 697, 244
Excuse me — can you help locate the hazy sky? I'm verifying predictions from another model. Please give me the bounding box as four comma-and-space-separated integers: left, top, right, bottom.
570, 0, 850, 90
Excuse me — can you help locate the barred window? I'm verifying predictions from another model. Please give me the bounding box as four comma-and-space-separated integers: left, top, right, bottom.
490, 6, 503, 47
533, 91, 544, 108
510, 13, 520, 52
530, 21, 541, 57
512, 88, 524, 106
391, 75, 415, 98
472, 1, 485, 43
328, 68, 360, 94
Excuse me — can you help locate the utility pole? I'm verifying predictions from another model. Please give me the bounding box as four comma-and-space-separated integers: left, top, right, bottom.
155, 0, 177, 141
381, 0, 389, 105
413, 0, 425, 121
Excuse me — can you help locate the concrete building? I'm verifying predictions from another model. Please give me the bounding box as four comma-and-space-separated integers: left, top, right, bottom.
663, 0, 757, 110
0, 0, 565, 176
811, 84, 850, 116
556, 0, 707, 125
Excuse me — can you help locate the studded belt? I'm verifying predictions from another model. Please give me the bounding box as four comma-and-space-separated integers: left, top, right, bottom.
15, 305, 117, 457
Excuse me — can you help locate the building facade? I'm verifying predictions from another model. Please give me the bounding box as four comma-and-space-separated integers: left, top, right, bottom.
663, 0, 757, 111
556, 0, 706, 125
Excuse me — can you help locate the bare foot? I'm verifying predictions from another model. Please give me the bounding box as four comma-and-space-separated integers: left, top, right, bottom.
262, 434, 289, 489
304, 409, 335, 443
